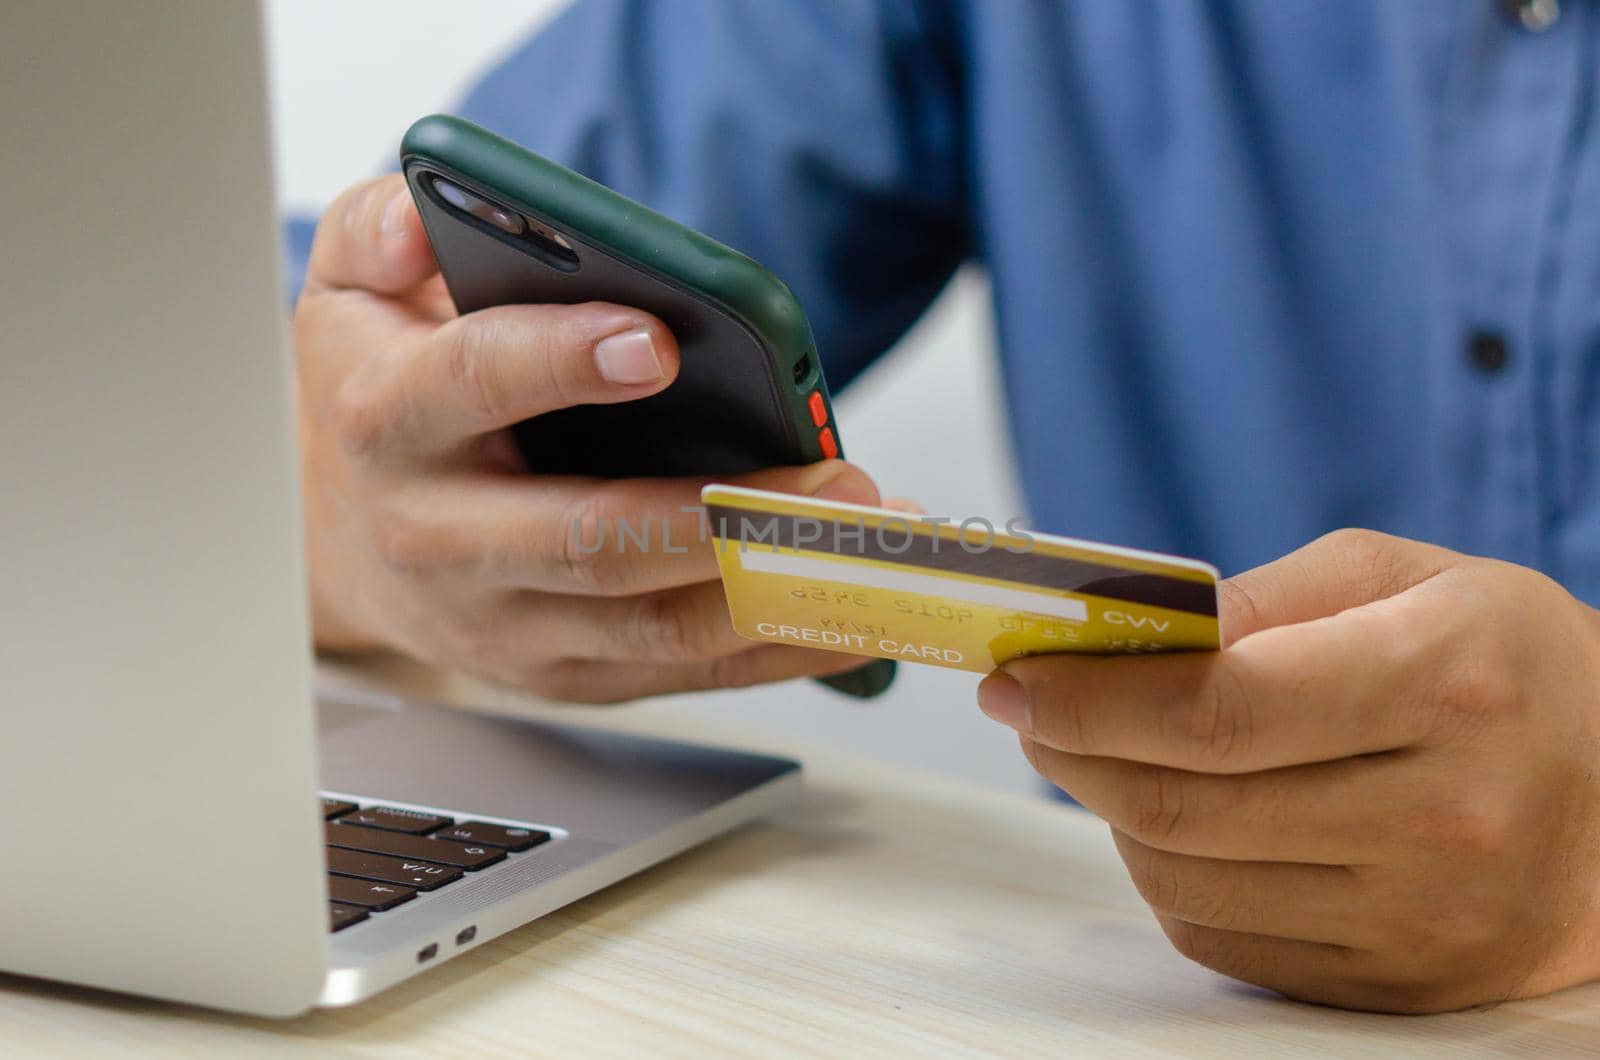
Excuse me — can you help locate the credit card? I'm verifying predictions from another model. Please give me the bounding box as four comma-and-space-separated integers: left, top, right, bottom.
703, 485, 1221, 674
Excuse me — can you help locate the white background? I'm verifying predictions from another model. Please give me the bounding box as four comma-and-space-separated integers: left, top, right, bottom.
266, 0, 1038, 793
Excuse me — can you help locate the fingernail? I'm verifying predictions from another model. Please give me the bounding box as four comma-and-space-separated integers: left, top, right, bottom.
978, 672, 1029, 732
381, 189, 411, 239
595, 327, 663, 385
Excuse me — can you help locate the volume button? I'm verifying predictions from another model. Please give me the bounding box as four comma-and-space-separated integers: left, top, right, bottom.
807, 390, 828, 428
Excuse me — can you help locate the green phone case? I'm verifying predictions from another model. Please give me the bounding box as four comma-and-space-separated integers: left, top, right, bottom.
400, 115, 894, 699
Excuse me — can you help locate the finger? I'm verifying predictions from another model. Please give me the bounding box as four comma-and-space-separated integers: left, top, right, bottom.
1111, 829, 1372, 947
1220, 528, 1456, 645
1021, 738, 1394, 864
984, 596, 1444, 772
404, 273, 458, 324
337, 301, 680, 459
499, 580, 750, 664
372, 460, 881, 596
304, 175, 438, 297
1151, 914, 1379, 1010
525, 643, 869, 704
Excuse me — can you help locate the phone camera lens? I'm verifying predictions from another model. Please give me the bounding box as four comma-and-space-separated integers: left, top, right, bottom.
433, 176, 471, 212
431, 175, 525, 236
529, 219, 574, 252
487, 206, 524, 234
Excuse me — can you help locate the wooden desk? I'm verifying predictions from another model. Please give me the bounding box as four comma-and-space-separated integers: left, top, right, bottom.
5, 659, 1600, 1056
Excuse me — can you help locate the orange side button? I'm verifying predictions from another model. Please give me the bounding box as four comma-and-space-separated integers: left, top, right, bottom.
807, 390, 828, 428
818, 427, 838, 459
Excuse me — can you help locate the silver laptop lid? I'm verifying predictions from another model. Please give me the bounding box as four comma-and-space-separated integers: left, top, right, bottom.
0, 1, 327, 1014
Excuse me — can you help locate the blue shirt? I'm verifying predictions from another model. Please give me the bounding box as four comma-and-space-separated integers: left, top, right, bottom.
287, 0, 1600, 600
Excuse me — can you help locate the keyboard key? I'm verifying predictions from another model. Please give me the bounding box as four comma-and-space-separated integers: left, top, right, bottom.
321, 797, 358, 820
329, 902, 370, 931
338, 805, 453, 834
326, 874, 417, 910
433, 820, 551, 852
325, 846, 463, 891
325, 823, 506, 870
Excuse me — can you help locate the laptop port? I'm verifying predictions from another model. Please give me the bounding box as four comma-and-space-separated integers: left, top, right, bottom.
456, 925, 477, 946
416, 943, 438, 963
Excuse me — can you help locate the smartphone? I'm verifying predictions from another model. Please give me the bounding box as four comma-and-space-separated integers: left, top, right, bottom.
400, 114, 894, 697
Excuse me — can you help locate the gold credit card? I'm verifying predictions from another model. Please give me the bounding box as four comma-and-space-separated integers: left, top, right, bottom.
703, 485, 1221, 674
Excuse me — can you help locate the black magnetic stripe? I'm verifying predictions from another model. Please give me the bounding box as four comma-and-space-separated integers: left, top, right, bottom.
705, 506, 1217, 617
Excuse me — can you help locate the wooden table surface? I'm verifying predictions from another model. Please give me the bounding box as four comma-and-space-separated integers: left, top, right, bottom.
5, 659, 1600, 1057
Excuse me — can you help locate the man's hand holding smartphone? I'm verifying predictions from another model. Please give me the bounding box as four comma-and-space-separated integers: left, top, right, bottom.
294, 175, 881, 701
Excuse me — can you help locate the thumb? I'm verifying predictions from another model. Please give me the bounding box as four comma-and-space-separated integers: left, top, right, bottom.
1219, 528, 1455, 646
303, 174, 438, 297
722, 459, 883, 509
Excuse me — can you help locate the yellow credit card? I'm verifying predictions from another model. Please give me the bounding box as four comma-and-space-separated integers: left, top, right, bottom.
703, 485, 1221, 674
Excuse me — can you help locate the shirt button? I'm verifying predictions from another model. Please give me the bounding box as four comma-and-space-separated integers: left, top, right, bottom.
1503, 0, 1560, 32
1467, 330, 1511, 375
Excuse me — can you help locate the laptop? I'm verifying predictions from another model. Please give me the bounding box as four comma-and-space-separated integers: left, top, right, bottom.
0, 1, 800, 1016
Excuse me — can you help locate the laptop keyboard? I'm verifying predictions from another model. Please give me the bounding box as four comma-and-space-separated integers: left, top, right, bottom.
320, 794, 551, 933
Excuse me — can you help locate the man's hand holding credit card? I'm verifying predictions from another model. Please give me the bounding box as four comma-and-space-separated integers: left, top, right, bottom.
703, 484, 1221, 673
